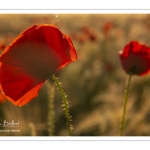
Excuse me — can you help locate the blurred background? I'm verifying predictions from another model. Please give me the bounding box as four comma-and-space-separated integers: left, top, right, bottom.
1, 14, 150, 136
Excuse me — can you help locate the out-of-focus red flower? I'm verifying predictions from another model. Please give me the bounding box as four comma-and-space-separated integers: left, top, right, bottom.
71, 32, 88, 44
0, 24, 77, 106
119, 41, 150, 76
103, 22, 112, 32
103, 22, 113, 37
81, 26, 97, 42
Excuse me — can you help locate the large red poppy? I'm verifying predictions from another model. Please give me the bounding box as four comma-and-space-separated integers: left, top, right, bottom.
119, 41, 150, 76
0, 24, 77, 106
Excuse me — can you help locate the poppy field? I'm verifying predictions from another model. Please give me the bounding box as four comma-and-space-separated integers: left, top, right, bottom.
0, 14, 150, 136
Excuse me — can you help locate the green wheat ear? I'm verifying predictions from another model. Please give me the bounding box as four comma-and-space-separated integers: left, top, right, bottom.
52, 75, 73, 136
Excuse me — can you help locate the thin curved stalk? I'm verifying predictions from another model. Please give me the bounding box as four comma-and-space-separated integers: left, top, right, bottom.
120, 73, 132, 136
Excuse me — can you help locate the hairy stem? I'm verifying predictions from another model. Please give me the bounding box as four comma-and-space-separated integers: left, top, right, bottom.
52, 75, 72, 136
120, 73, 132, 136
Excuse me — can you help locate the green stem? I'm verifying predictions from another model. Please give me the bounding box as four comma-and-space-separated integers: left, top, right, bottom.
120, 73, 132, 136
52, 75, 72, 136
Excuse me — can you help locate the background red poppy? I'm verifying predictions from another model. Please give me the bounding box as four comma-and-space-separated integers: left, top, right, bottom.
119, 41, 150, 76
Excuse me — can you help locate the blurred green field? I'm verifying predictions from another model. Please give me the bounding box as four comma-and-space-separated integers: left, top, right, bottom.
0, 14, 150, 136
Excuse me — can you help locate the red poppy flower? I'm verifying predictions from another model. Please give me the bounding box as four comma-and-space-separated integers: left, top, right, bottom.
119, 41, 150, 76
0, 24, 77, 106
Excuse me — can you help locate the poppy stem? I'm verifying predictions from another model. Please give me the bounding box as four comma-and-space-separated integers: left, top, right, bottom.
52, 75, 72, 136
120, 73, 132, 136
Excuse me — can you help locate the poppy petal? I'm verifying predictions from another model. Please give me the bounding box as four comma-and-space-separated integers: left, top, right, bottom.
119, 41, 150, 76
0, 63, 44, 106
0, 24, 77, 106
